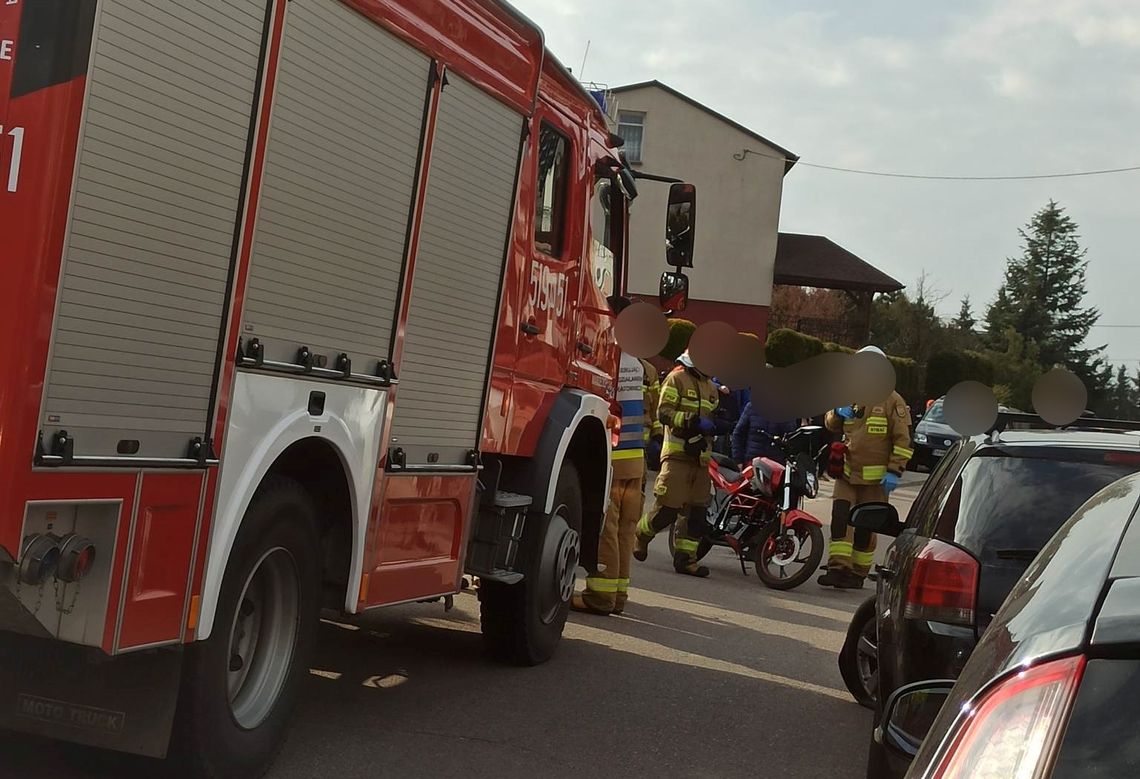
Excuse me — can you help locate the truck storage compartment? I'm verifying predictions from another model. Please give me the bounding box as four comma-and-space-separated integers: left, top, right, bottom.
240, 0, 430, 377
387, 73, 524, 468
39, 0, 269, 462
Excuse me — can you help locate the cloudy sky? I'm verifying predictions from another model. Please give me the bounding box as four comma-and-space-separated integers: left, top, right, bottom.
513, 0, 1140, 367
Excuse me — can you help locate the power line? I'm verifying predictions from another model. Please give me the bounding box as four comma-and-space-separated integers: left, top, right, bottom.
733, 148, 1140, 181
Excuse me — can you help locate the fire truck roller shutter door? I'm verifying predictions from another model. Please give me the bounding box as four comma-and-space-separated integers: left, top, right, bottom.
387, 74, 525, 467
241, 0, 430, 375
39, 0, 267, 460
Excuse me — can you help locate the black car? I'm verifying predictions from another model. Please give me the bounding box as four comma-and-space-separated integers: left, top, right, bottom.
871, 468, 1140, 778
909, 398, 959, 471
909, 398, 1019, 471
838, 415, 1140, 777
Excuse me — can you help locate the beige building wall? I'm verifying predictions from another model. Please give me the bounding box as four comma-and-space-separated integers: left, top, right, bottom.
613, 85, 789, 307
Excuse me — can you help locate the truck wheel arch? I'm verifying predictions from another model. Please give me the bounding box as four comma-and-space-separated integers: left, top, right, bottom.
197, 432, 362, 642
512, 390, 612, 568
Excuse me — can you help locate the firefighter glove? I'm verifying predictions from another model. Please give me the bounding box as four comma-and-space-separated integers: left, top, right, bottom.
836, 405, 856, 420
697, 417, 716, 436
646, 438, 663, 471
882, 471, 901, 494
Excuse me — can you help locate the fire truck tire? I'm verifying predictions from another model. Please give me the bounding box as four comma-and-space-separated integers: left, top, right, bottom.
479, 462, 582, 666
172, 476, 321, 779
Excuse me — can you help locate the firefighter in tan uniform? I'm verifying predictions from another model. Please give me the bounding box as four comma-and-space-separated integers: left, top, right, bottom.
633, 350, 719, 577
572, 347, 651, 615
818, 346, 913, 589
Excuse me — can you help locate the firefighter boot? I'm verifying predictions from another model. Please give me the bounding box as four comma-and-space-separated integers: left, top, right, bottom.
570, 593, 612, 616
635, 506, 677, 562
817, 566, 863, 589
673, 551, 710, 577
633, 529, 652, 561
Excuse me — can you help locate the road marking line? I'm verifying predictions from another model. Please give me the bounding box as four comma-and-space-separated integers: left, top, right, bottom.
566, 622, 850, 702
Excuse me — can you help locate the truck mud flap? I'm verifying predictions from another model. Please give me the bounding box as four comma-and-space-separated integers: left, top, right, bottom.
0, 633, 182, 758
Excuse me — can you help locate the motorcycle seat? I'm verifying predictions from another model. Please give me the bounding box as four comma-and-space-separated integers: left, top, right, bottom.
711, 452, 742, 481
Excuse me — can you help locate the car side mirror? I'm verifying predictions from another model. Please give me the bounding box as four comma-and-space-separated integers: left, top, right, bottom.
659, 271, 689, 312
664, 183, 696, 268
875, 680, 955, 761
850, 501, 903, 537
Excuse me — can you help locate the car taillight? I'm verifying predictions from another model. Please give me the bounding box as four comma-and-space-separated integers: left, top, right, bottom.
927, 654, 1085, 779
904, 539, 979, 626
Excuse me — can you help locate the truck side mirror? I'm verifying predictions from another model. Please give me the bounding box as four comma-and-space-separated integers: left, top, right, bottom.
659, 271, 689, 312
665, 183, 696, 268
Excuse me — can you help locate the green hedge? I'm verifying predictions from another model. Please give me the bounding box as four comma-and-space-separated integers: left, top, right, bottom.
661, 318, 696, 360
823, 341, 855, 354
890, 356, 921, 405
765, 328, 921, 402
925, 350, 995, 400
764, 328, 824, 367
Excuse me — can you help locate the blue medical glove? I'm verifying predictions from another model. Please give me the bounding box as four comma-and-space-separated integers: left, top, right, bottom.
836, 405, 856, 420
697, 417, 717, 436
882, 472, 901, 494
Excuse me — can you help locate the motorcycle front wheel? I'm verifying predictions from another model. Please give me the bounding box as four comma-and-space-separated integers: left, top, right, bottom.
753, 519, 824, 590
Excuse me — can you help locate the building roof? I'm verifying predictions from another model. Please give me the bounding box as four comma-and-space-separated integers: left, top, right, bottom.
773, 233, 904, 293
611, 80, 799, 174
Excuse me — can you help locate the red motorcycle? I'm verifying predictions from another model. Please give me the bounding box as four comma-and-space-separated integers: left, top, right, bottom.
669, 426, 827, 590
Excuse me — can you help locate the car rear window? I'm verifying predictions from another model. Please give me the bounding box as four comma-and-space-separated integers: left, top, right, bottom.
935, 449, 1140, 623
936, 451, 1139, 560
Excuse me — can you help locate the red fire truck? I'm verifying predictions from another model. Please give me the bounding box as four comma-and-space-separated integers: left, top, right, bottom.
0, 0, 696, 774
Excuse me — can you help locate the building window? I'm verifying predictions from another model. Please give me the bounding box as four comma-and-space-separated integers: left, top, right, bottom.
617, 111, 645, 163
535, 123, 570, 256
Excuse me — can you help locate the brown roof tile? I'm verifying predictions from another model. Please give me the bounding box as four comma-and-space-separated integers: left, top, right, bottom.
774, 233, 904, 293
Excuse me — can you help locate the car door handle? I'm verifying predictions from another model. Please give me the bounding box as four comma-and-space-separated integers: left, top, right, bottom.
875, 564, 895, 581
521, 320, 540, 336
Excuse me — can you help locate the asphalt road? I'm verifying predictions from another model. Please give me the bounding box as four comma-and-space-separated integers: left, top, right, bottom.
2, 473, 925, 779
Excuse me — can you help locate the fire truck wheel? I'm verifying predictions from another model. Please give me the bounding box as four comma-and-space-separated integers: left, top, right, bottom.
173, 476, 320, 779
480, 462, 583, 666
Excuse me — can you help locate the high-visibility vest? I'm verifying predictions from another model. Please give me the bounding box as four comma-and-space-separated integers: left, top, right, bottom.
612, 352, 647, 480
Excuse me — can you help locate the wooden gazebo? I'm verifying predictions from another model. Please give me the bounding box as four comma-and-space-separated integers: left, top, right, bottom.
772, 233, 904, 346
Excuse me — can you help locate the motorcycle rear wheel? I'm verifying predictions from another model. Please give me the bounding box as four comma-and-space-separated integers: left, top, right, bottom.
753, 519, 824, 590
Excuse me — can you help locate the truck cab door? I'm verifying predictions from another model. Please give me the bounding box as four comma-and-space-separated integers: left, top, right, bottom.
515, 108, 582, 388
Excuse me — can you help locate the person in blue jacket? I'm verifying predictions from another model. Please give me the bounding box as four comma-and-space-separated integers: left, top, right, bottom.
732, 401, 798, 466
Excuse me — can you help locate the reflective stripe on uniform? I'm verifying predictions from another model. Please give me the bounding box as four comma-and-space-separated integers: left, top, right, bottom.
865, 416, 888, 435
674, 537, 699, 553
852, 550, 875, 568
862, 465, 887, 481
893, 446, 914, 459
661, 386, 679, 403
700, 399, 716, 412
672, 412, 688, 428
843, 462, 852, 478
662, 441, 686, 456
612, 449, 643, 461
616, 578, 630, 593
637, 515, 656, 538
829, 540, 853, 558
585, 577, 620, 593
